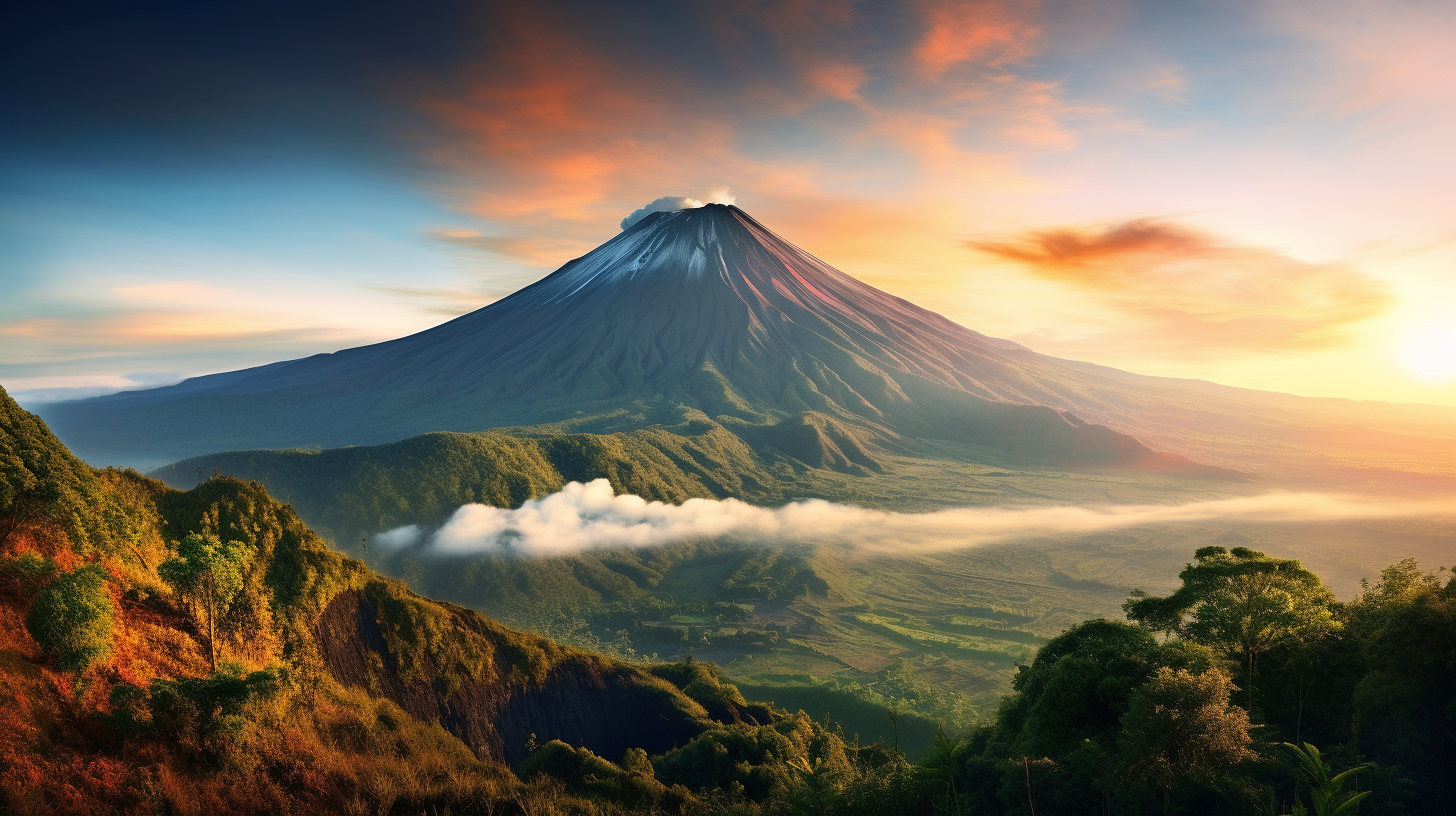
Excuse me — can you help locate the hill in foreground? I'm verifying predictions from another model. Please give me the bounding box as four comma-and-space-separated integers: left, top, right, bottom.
0, 384, 853, 813
5, 385, 1456, 813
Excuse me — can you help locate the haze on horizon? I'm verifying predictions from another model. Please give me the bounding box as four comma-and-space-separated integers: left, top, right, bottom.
3, 0, 1455, 408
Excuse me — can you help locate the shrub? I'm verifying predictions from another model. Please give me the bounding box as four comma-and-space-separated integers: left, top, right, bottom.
24, 564, 115, 671
147, 664, 283, 756
1117, 667, 1255, 789
2, 551, 56, 590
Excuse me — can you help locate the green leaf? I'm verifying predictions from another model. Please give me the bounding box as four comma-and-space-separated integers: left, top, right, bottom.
1330, 790, 1371, 816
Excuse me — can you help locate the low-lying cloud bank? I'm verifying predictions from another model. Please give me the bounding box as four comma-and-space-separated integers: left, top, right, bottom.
373, 479, 1453, 558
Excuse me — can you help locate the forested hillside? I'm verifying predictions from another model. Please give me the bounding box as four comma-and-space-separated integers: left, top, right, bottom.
0, 386, 847, 814
4, 385, 1453, 814
156, 411, 1260, 555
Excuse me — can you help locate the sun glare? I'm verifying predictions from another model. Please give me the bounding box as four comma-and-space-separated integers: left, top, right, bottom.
1397, 324, 1456, 382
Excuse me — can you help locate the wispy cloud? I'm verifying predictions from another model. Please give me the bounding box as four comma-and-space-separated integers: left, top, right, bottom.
913, 0, 1042, 77
971, 220, 1394, 356
373, 479, 1453, 558
0, 312, 381, 380
113, 281, 238, 305
361, 284, 504, 317
1267, 0, 1456, 127
422, 226, 597, 267
1146, 64, 1188, 103
4, 372, 185, 405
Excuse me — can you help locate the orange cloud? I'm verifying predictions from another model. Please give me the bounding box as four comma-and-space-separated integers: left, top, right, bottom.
914, 0, 1042, 76
413, 3, 798, 234
0, 311, 379, 378
409, 0, 1073, 240
972, 220, 1395, 354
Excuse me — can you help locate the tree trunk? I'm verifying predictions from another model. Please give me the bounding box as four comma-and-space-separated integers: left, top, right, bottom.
1246, 647, 1255, 714
0, 493, 45, 549
206, 576, 217, 673
1296, 679, 1306, 745
1023, 756, 1036, 816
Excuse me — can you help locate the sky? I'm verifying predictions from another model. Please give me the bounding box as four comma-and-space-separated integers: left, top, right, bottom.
3, 0, 1455, 407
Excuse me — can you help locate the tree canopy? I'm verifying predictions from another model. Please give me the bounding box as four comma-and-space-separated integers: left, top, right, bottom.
159, 532, 253, 671
1124, 546, 1338, 691
25, 564, 116, 671
1118, 667, 1255, 790
995, 619, 1214, 759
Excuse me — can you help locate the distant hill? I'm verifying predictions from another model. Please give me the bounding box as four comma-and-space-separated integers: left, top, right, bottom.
151, 412, 1257, 556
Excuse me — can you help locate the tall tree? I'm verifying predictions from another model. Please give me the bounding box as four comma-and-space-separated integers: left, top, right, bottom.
1124, 546, 1337, 709
1342, 559, 1456, 799
159, 532, 252, 671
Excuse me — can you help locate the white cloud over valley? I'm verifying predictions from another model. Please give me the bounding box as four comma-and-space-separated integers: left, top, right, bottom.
373, 479, 1455, 558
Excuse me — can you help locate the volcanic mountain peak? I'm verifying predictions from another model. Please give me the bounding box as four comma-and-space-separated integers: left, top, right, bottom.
494, 204, 1037, 397
41, 204, 1454, 487
64, 203, 1051, 425
544, 203, 744, 291
507, 203, 955, 344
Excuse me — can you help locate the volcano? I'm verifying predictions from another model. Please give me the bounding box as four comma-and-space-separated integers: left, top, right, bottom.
37, 205, 1456, 483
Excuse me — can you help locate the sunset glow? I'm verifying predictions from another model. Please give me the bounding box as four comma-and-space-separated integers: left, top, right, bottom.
3, 0, 1455, 407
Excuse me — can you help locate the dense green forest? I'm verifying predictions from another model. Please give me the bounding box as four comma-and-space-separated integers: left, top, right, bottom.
4, 385, 1454, 814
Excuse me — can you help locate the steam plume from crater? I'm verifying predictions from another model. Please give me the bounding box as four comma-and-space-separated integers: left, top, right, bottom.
620, 187, 736, 229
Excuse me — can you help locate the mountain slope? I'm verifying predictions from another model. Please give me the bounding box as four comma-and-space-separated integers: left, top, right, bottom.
40, 205, 1227, 477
